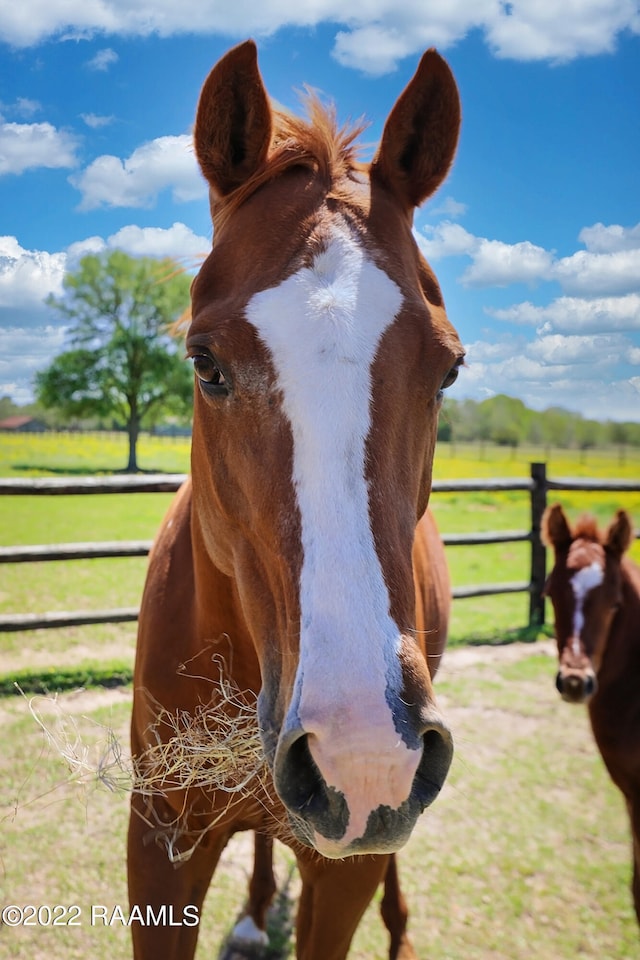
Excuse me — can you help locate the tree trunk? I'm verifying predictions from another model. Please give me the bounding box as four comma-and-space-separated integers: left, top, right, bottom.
126, 415, 140, 473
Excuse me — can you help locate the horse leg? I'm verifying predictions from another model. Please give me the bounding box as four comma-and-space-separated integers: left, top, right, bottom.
626, 795, 640, 924
227, 832, 277, 950
380, 855, 417, 960
127, 791, 229, 960
294, 851, 389, 960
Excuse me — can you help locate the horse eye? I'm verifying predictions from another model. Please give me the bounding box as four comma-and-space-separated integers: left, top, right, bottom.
192, 354, 228, 393
441, 364, 460, 390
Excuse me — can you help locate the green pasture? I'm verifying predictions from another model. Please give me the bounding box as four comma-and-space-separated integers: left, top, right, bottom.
0, 646, 636, 959
2, 429, 640, 479
1, 434, 639, 957
1, 433, 640, 686
1, 433, 639, 682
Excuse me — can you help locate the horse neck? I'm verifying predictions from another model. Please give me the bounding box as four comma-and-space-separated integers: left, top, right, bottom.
597, 556, 640, 682
190, 514, 263, 694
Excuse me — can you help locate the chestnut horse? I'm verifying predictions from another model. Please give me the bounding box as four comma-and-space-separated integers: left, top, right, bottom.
543, 504, 640, 922
229, 507, 451, 958
230, 834, 416, 959
128, 40, 462, 960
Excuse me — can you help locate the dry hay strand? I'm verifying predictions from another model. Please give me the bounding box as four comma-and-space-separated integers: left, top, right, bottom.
24, 687, 133, 795
19, 674, 290, 861
132, 681, 267, 798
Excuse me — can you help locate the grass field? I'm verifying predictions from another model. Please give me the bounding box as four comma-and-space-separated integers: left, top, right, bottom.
1, 433, 639, 957
1, 643, 637, 959
1, 433, 639, 677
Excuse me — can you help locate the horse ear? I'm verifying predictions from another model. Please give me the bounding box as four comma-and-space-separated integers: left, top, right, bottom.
194, 40, 272, 199
370, 48, 461, 210
606, 510, 634, 557
542, 503, 573, 551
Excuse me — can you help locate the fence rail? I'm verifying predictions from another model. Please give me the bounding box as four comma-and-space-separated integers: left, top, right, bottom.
1, 463, 639, 633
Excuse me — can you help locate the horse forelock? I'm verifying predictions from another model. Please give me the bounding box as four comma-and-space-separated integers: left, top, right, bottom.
212, 94, 368, 231
572, 514, 601, 543
567, 537, 605, 573
565, 516, 605, 572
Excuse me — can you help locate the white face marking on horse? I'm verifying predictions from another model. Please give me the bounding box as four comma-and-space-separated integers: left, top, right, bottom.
570, 561, 604, 651
247, 217, 420, 851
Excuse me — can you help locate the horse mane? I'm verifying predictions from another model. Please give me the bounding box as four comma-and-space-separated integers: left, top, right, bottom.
213, 92, 369, 231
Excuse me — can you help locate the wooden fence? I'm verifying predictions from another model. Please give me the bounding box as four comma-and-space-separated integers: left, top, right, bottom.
1, 463, 639, 633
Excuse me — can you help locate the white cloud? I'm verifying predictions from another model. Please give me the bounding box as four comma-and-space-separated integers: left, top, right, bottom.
14, 97, 41, 118
553, 247, 640, 296
333, 25, 414, 77
70, 134, 204, 209
0, 224, 206, 316
488, 293, 640, 333
417, 221, 478, 259
459, 364, 640, 420
106, 222, 210, 259
418, 222, 556, 287
462, 238, 555, 288
0, 120, 79, 175
0, 238, 67, 400
65, 236, 109, 263
86, 47, 118, 70
81, 113, 115, 129
429, 196, 468, 219
486, 0, 640, 62
526, 332, 631, 367
419, 220, 640, 297
463, 338, 523, 363
0, 325, 68, 403
459, 331, 640, 419
0, 236, 66, 309
0, 1, 638, 72
578, 222, 640, 254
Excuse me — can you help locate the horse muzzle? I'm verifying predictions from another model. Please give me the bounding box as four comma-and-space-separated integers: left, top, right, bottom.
271, 714, 453, 858
555, 669, 597, 704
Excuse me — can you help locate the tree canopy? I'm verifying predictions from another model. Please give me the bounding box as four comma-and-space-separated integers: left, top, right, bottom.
36, 251, 193, 471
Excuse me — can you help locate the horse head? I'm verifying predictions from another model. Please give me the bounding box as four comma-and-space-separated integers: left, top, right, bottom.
543, 503, 633, 704
186, 41, 463, 857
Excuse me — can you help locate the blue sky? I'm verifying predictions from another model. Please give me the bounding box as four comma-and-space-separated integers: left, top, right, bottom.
1, 2, 639, 420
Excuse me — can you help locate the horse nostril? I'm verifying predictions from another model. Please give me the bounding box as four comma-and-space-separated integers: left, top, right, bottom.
413, 723, 454, 811
555, 671, 564, 694
274, 732, 351, 845
276, 733, 322, 815
584, 675, 597, 699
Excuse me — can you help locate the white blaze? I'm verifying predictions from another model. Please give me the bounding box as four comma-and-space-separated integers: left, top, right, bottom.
570, 561, 604, 653
246, 218, 415, 848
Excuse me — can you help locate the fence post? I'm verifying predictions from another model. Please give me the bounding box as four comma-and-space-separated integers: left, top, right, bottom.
529, 461, 547, 628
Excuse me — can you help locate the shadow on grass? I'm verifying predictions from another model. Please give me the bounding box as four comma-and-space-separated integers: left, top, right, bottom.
2, 663, 133, 696
459, 623, 554, 649
11, 464, 181, 476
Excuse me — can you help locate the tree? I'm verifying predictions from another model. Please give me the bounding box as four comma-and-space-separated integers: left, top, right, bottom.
484, 394, 530, 450
36, 251, 193, 472
608, 421, 631, 466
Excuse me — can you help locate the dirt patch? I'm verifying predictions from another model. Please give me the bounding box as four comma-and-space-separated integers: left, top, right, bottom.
439, 638, 556, 673
0, 639, 136, 675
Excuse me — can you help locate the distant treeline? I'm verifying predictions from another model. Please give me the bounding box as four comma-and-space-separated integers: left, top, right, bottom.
438, 394, 640, 450
0, 395, 191, 434
2, 393, 638, 451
